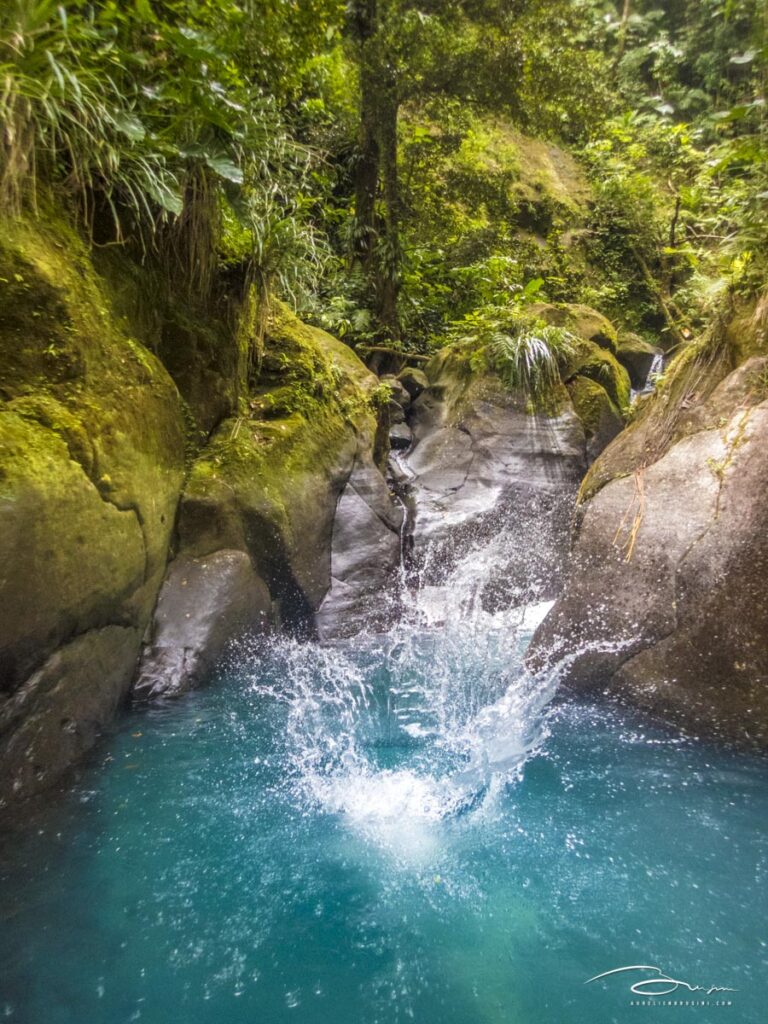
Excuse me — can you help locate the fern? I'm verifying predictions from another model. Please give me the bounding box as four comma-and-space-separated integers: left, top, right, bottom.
448, 306, 577, 400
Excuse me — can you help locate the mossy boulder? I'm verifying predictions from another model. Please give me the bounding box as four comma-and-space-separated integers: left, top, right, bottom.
570, 346, 631, 412
0, 213, 185, 805
529, 302, 618, 354
519, 301, 629, 414
566, 376, 623, 463
175, 301, 395, 634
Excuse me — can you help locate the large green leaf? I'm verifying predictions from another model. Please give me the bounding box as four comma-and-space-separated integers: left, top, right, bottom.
205, 154, 244, 184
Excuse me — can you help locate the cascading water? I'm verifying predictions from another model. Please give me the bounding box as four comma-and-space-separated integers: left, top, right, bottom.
1, 506, 766, 1024
631, 350, 666, 402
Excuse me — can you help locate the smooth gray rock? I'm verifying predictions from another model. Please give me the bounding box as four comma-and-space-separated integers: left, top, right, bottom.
402, 350, 587, 605
0, 626, 140, 808
134, 550, 272, 700
315, 460, 404, 639
529, 366, 768, 747
397, 367, 429, 399
389, 422, 413, 450
388, 399, 407, 424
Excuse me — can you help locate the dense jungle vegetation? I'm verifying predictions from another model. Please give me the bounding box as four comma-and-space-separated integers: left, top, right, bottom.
1, 0, 765, 377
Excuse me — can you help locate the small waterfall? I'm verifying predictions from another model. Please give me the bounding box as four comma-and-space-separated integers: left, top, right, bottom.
643, 352, 664, 391
631, 351, 665, 401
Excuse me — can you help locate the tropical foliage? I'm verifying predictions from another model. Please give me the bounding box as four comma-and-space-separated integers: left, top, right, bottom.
1, 0, 764, 363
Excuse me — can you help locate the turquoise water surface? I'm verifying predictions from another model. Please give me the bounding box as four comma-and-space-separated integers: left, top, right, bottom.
1, 613, 766, 1024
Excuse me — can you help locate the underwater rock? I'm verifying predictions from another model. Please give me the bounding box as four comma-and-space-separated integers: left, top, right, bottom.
0, 626, 141, 806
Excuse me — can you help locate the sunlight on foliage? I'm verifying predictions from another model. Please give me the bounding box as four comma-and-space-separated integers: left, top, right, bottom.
450, 307, 577, 400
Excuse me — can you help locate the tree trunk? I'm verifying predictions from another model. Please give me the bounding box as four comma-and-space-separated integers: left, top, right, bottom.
349, 0, 401, 342
354, 43, 380, 275
375, 66, 401, 340
614, 0, 631, 70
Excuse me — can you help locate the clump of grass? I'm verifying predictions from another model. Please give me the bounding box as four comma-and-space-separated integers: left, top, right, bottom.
487, 324, 576, 399
0, 1, 327, 312
450, 305, 577, 401
0, 3, 182, 235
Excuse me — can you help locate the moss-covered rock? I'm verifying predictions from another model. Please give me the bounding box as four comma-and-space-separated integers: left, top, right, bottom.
576, 314, 746, 504
0, 213, 185, 804
529, 302, 618, 354
566, 376, 623, 462
403, 114, 592, 241
571, 346, 631, 412
177, 301, 386, 629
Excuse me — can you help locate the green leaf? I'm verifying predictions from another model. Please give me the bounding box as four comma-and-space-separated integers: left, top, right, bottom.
134, 0, 156, 22
205, 155, 243, 184
112, 112, 146, 142
522, 277, 545, 299
146, 180, 183, 215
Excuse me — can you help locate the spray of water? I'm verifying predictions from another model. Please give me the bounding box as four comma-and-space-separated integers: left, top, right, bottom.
234, 516, 619, 840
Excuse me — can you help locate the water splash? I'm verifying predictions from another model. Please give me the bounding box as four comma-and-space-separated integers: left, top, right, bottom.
236, 522, 591, 835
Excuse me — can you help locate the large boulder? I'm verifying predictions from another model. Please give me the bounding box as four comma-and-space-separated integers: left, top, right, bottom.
401, 341, 588, 606
525, 302, 631, 414
143, 301, 402, 673
529, 348, 768, 747
397, 366, 429, 399
566, 376, 624, 464
134, 551, 272, 700
566, 344, 632, 412
0, 216, 185, 805
315, 460, 403, 638
529, 302, 619, 354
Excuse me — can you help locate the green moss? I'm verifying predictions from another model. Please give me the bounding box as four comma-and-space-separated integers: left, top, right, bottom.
9, 392, 95, 477
567, 375, 620, 435
528, 301, 618, 353
570, 347, 631, 412
180, 298, 380, 581
255, 300, 377, 425
725, 294, 768, 365
0, 209, 186, 687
